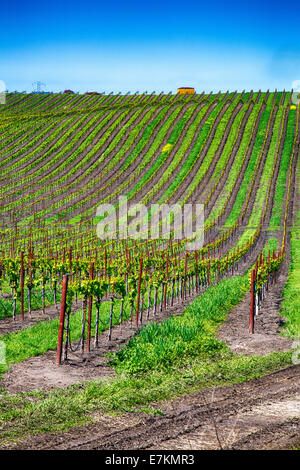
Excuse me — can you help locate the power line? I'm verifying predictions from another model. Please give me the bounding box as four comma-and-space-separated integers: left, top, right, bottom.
32, 81, 46, 93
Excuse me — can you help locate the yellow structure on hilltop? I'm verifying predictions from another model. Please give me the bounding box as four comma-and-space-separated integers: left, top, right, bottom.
177, 87, 195, 95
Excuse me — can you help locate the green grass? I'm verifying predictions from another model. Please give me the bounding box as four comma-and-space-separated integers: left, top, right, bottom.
0, 297, 129, 376
0, 287, 62, 320
279, 155, 300, 339
111, 275, 248, 374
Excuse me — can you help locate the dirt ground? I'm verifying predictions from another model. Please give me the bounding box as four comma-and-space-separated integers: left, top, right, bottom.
3, 364, 299, 451
217, 248, 294, 357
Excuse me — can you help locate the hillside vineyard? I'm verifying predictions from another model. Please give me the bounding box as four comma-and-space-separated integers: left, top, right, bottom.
0, 90, 298, 348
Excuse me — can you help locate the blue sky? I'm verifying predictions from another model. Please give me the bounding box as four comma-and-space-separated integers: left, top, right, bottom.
0, 0, 299, 94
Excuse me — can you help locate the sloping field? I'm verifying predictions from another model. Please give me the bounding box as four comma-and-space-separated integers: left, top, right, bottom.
0, 90, 299, 450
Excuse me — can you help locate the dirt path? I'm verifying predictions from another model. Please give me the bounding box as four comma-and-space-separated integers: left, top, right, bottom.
217, 228, 293, 357
4, 364, 299, 450
217, 280, 293, 356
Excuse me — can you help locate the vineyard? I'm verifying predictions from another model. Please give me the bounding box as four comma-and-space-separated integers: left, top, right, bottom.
0, 89, 299, 450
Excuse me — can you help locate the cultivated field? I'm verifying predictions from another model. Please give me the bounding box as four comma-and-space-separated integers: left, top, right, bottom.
0, 90, 299, 450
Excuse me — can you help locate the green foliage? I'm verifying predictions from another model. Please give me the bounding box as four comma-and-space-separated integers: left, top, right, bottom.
111, 276, 248, 374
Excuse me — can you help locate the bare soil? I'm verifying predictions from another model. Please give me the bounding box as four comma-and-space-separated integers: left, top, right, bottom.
3, 364, 300, 450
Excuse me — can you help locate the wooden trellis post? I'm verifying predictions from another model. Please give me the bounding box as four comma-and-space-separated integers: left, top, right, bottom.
249, 269, 255, 334
56, 274, 69, 365
86, 262, 94, 352
135, 252, 143, 327
20, 251, 24, 321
